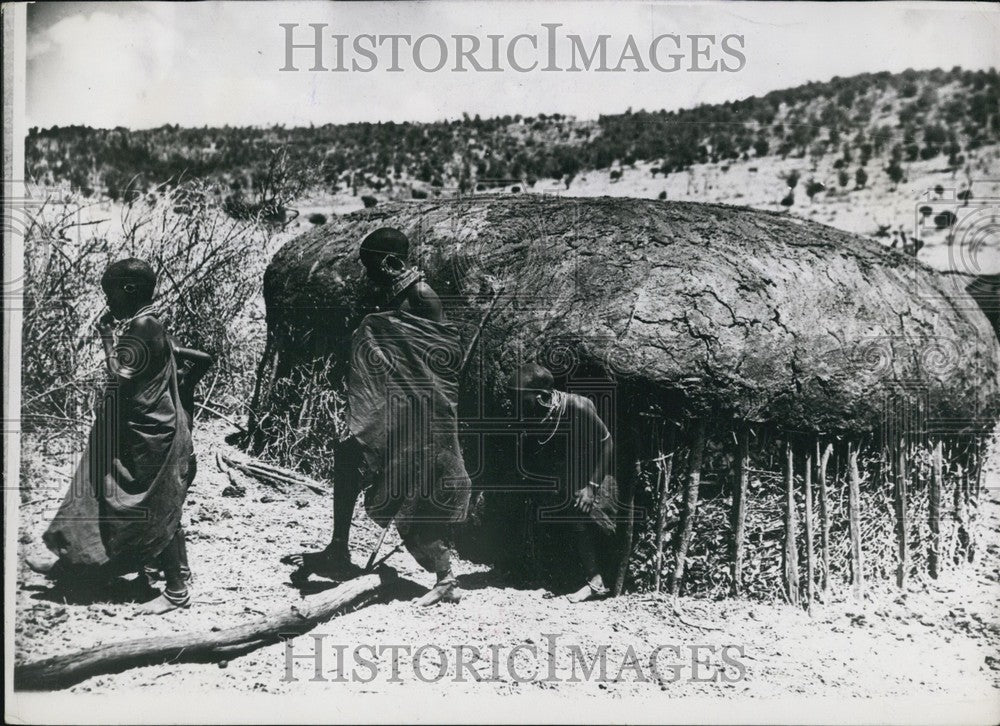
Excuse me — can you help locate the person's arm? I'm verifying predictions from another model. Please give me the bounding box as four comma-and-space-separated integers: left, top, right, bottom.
405, 281, 444, 322
172, 343, 214, 381
100, 314, 168, 381
573, 398, 613, 514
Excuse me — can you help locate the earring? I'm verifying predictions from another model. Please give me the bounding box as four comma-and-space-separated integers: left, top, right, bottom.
381, 255, 405, 276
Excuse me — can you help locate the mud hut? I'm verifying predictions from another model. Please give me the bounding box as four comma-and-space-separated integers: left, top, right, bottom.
252, 197, 999, 598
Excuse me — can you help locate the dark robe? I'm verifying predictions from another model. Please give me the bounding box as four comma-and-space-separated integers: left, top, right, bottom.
42, 316, 194, 574
346, 310, 472, 539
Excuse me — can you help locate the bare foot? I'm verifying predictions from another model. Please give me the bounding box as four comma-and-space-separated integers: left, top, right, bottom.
416, 579, 462, 606
25, 554, 59, 576
566, 578, 609, 604
137, 589, 190, 615
281, 551, 361, 582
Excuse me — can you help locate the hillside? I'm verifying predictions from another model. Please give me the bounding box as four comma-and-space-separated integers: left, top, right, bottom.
26, 68, 999, 201
25, 68, 1000, 274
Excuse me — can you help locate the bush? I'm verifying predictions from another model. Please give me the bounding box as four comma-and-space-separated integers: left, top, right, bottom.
307, 213, 327, 225
855, 167, 868, 189
411, 188, 429, 200
657, 191, 667, 201
934, 210, 957, 229
361, 195, 378, 208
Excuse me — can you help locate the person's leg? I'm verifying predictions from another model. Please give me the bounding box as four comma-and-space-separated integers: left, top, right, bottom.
281, 438, 364, 580
138, 530, 190, 614
566, 523, 607, 603
402, 523, 461, 605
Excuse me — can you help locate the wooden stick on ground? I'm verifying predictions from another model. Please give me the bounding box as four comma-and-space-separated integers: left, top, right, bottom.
730, 423, 750, 597
929, 439, 942, 578
653, 425, 677, 594
671, 419, 706, 597
195, 401, 247, 433
804, 442, 815, 610
818, 441, 832, 598
15, 573, 387, 691
783, 438, 800, 606
847, 441, 865, 599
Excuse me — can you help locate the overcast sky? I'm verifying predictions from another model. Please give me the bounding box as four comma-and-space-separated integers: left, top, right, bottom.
26, 1, 1000, 129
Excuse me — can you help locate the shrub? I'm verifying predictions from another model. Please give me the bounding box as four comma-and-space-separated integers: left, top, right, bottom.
657, 191, 667, 200
934, 210, 957, 229
361, 195, 378, 208
307, 213, 327, 225
411, 188, 429, 200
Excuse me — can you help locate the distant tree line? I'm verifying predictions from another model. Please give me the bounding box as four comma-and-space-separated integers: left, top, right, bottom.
25, 67, 999, 204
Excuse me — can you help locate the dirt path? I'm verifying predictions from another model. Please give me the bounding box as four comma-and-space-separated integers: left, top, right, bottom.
15, 421, 1000, 703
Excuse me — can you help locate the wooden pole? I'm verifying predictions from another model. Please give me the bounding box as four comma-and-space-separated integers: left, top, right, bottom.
783, 438, 800, 606
847, 441, 864, 599
730, 423, 750, 597
671, 419, 706, 597
804, 443, 815, 609
818, 441, 832, 598
896, 437, 909, 588
613, 461, 637, 597
653, 425, 677, 594
929, 439, 942, 578
15, 573, 386, 691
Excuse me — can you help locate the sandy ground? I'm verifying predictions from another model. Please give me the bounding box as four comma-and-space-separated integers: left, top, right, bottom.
14, 419, 1000, 705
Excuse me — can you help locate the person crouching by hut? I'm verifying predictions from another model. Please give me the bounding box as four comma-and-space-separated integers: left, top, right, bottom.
282, 227, 472, 606
26, 259, 197, 615
508, 363, 618, 603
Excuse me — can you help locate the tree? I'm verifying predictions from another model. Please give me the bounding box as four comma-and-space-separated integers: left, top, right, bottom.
805, 179, 825, 201
855, 167, 868, 189
886, 160, 905, 186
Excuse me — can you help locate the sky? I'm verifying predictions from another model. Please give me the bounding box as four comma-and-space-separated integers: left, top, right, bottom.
25, 1, 1000, 129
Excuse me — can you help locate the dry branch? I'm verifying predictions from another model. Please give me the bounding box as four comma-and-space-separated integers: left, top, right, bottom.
818, 441, 832, 597
653, 426, 677, 594
221, 454, 327, 495
730, 423, 750, 596
804, 444, 815, 609
671, 420, 706, 597
15, 573, 385, 691
783, 439, 800, 606
929, 440, 942, 578
895, 438, 909, 588
847, 442, 865, 599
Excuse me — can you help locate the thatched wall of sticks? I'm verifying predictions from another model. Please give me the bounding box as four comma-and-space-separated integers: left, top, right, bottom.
251, 197, 999, 601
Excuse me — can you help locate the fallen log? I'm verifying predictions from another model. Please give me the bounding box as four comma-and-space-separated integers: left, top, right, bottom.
15, 572, 387, 691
